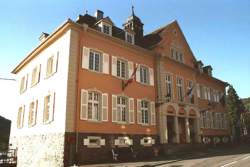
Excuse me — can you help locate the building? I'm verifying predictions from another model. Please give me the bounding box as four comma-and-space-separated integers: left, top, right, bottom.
10, 8, 230, 167
0, 115, 11, 150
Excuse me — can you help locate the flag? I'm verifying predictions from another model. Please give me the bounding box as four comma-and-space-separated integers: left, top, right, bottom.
122, 65, 138, 90
186, 86, 193, 97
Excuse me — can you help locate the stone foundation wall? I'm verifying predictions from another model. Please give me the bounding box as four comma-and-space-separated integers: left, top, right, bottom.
10, 133, 65, 167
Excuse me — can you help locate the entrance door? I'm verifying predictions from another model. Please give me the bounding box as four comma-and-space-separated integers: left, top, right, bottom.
167, 116, 175, 143
178, 118, 186, 143
189, 119, 195, 143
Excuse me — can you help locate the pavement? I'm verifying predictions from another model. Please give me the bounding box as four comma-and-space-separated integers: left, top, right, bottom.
79, 144, 250, 167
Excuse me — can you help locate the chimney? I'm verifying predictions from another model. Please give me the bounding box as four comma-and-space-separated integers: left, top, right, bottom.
39, 32, 49, 43
95, 10, 104, 20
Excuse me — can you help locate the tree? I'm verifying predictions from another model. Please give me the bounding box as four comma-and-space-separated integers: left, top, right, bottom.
226, 85, 245, 142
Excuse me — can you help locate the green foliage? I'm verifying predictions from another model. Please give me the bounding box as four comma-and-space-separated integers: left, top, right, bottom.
226, 85, 245, 138
242, 97, 250, 111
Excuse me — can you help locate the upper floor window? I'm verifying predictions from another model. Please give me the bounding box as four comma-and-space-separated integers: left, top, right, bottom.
196, 84, 201, 98
141, 100, 149, 124
103, 24, 111, 35
82, 47, 109, 74
17, 105, 25, 129
117, 96, 128, 123
165, 74, 172, 101
170, 48, 184, 63
177, 77, 184, 102
187, 81, 194, 104
43, 92, 55, 124
125, 32, 134, 44
31, 65, 40, 87
20, 75, 28, 94
46, 52, 58, 78
88, 91, 100, 121
117, 59, 127, 79
140, 65, 149, 84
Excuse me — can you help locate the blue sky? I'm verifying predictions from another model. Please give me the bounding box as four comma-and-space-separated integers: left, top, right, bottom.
0, 0, 249, 98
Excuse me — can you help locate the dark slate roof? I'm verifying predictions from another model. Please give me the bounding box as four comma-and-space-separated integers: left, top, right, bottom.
76, 14, 126, 42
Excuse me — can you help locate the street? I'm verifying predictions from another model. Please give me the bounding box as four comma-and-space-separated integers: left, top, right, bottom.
80, 144, 250, 167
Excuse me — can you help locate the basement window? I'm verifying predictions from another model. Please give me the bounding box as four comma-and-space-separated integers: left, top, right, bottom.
83, 136, 105, 148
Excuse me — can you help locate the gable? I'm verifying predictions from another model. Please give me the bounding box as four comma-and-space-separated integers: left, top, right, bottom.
145, 21, 197, 68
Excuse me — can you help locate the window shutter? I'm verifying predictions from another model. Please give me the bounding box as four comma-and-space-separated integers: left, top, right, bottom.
128, 61, 133, 79
21, 105, 25, 128
111, 56, 117, 76
33, 100, 38, 126
25, 74, 28, 91
137, 99, 142, 124
149, 68, 154, 86
53, 52, 59, 74
112, 95, 117, 122
100, 139, 106, 146
102, 53, 109, 74
80, 89, 88, 120
48, 92, 55, 122
136, 64, 140, 82
82, 47, 90, 69
35, 64, 41, 84
150, 101, 156, 125
129, 98, 134, 123
102, 93, 108, 122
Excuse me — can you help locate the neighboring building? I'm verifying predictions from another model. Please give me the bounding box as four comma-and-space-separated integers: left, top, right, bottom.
0, 115, 11, 150
10, 8, 230, 166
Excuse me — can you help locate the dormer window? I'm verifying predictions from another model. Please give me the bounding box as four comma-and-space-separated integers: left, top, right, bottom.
125, 32, 134, 44
103, 24, 111, 35
97, 21, 113, 36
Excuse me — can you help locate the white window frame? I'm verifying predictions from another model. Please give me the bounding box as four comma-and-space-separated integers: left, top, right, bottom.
20, 74, 28, 94
140, 137, 155, 146
17, 105, 25, 129
28, 100, 37, 127
140, 65, 149, 84
100, 22, 112, 36
89, 50, 102, 72
197, 83, 201, 98
43, 92, 55, 124
117, 58, 128, 79
166, 74, 172, 100
46, 52, 58, 78
87, 91, 101, 121
125, 31, 134, 44
141, 100, 150, 125
117, 96, 128, 123
31, 64, 40, 87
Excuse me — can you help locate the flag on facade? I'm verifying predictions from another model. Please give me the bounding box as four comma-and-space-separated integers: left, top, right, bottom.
186, 86, 194, 97
122, 65, 138, 90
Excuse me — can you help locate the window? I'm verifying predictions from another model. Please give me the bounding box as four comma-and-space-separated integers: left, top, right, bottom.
46, 52, 58, 77
197, 84, 201, 98
170, 48, 184, 63
141, 100, 149, 124
204, 87, 208, 100
89, 50, 101, 72
88, 91, 100, 121
83, 136, 105, 148
166, 74, 172, 100
28, 101, 37, 127
102, 24, 112, 35
17, 106, 25, 129
140, 66, 149, 84
140, 137, 155, 146
187, 81, 194, 104
43, 93, 55, 124
177, 77, 184, 102
117, 59, 127, 79
31, 65, 40, 86
20, 75, 27, 93
207, 87, 211, 101
117, 96, 128, 122
114, 137, 133, 147
125, 32, 134, 44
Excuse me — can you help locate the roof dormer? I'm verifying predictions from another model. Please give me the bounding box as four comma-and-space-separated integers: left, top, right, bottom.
124, 28, 135, 44
94, 10, 114, 36
196, 60, 204, 73
203, 65, 213, 77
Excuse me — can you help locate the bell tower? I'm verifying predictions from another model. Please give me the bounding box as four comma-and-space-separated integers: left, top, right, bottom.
123, 6, 144, 45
